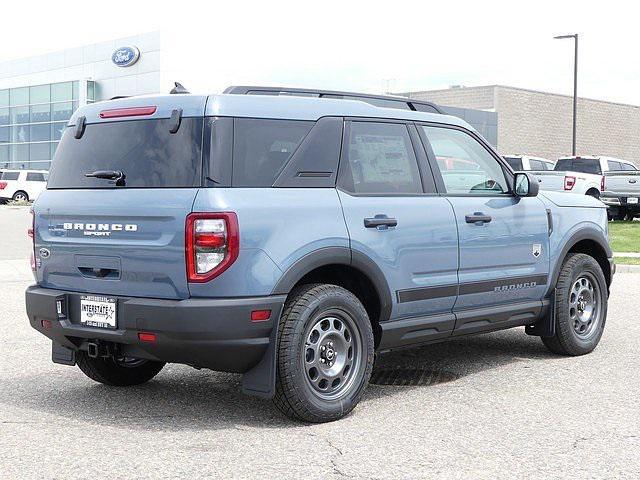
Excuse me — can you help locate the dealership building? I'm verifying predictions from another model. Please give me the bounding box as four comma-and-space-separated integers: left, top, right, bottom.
0, 32, 162, 170
399, 85, 640, 165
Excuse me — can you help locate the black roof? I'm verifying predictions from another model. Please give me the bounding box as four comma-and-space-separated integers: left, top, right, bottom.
223, 86, 443, 114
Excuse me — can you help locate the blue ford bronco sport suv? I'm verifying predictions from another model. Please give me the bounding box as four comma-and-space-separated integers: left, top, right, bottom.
26, 86, 614, 423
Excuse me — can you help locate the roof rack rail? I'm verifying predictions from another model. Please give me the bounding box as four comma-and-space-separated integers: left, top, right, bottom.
223, 85, 444, 114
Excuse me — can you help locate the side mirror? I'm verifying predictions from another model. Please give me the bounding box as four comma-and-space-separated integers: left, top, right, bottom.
514, 172, 539, 197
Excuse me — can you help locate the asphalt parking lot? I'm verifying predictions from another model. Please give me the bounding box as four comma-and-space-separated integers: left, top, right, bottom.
1, 205, 638, 479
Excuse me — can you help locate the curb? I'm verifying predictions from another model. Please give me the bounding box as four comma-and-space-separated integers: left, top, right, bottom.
614, 264, 640, 274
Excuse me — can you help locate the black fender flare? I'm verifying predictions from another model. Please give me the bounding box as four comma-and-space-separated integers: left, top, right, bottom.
271, 246, 393, 322
243, 247, 393, 399
548, 227, 613, 294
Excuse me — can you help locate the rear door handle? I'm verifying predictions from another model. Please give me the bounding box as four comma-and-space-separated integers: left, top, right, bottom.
465, 212, 492, 224
364, 215, 398, 229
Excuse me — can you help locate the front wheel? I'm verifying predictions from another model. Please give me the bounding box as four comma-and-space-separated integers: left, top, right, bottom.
542, 253, 608, 356
273, 284, 375, 423
76, 351, 165, 386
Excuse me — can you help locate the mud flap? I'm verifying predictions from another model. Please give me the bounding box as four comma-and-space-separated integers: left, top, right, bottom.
52, 341, 76, 366
526, 290, 557, 338
241, 323, 277, 399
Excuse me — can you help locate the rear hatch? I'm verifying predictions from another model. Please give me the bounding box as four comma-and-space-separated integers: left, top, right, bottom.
35, 96, 207, 300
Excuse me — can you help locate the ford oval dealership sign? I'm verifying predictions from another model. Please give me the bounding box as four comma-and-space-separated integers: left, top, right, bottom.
111, 46, 140, 67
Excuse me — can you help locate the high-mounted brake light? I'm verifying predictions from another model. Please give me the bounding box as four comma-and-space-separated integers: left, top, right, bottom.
0, 181, 6, 190
99, 106, 157, 119
186, 212, 239, 283
564, 176, 576, 191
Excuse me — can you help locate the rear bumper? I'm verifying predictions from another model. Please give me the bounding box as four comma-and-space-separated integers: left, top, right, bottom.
25, 285, 286, 374
601, 194, 640, 212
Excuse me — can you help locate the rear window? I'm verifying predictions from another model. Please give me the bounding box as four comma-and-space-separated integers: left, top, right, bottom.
232, 118, 313, 187
47, 118, 203, 189
1, 171, 19, 181
555, 158, 602, 175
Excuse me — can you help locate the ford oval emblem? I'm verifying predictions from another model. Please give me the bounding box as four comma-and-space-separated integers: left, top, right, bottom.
111, 46, 140, 67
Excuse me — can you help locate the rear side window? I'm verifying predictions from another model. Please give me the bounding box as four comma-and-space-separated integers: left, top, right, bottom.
529, 159, 544, 170
504, 157, 523, 171
47, 118, 203, 189
607, 161, 623, 171
1, 171, 19, 181
26, 172, 46, 182
232, 118, 313, 187
340, 121, 422, 194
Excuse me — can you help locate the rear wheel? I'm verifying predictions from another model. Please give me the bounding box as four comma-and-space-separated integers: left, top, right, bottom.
273, 284, 374, 423
542, 253, 608, 356
76, 351, 165, 386
12, 191, 28, 202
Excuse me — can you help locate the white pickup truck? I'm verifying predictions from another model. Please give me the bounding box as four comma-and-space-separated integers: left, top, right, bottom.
533, 156, 636, 200
602, 167, 640, 220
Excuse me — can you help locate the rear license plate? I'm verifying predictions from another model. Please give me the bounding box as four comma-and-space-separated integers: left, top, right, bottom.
80, 295, 117, 329
627, 197, 638, 204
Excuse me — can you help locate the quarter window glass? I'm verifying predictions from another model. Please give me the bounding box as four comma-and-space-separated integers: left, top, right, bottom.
341, 122, 422, 194
422, 126, 508, 195
232, 118, 313, 187
1, 171, 19, 180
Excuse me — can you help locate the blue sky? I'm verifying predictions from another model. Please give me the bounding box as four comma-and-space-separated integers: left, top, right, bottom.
2, 0, 638, 105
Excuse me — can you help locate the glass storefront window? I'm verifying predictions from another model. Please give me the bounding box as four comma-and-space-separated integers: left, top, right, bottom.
52, 122, 66, 140
10, 87, 29, 106
52, 102, 73, 121
87, 81, 95, 102
10, 106, 29, 124
12, 125, 29, 143
30, 103, 51, 123
0, 81, 85, 169
30, 85, 50, 104
51, 82, 73, 102
30, 143, 50, 161
30, 124, 51, 142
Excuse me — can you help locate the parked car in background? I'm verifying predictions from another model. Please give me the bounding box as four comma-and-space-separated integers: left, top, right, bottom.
533, 156, 633, 199
0, 170, 48, 202
601, 162, 640, 220
503, 155, 555, 171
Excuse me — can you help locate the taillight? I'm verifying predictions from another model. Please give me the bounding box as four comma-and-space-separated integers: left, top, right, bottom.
564, 176, 576, 191
601, 176, 606, 192
99, 106, 157, 119
29, 208, 36, 273
186, 212, 239, 283
0, 181, 6, 190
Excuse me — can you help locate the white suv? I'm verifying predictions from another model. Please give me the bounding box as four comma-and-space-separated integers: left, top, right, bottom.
0, 170, 48, 202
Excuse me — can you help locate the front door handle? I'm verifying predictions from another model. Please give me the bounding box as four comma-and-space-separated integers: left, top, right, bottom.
364, 215, 398, 229
465, 212, 492, 224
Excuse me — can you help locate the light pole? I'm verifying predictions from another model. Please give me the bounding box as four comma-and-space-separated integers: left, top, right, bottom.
554, 33, 578, 156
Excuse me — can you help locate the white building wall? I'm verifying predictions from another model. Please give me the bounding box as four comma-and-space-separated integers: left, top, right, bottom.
0, 31, 162, 100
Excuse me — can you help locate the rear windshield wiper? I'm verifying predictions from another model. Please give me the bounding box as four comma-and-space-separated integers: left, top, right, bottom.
84, 170, 126, 186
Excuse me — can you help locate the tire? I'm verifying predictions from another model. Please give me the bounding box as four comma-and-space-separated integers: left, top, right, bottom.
542, 253, 608, 356
76, 351, 165, 386
273, 284, 375, 423
12, 191, 28, 202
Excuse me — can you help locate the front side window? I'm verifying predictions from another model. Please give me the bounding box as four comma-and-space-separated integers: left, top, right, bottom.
26, 172, 45, 182
232, 118, 313, 187
422, 126, 509, 195
622, 163, 637, 171
340, 121, 422, 194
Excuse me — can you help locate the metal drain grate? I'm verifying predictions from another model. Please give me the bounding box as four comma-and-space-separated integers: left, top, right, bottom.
369, 366, 460, 386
